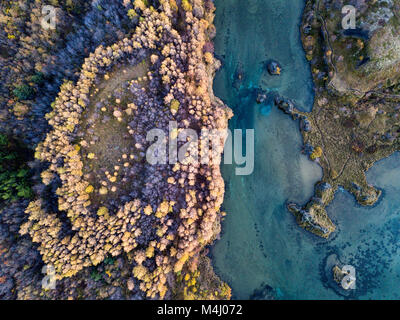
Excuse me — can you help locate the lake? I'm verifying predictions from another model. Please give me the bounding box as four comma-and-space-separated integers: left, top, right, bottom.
212, 0, 400, 299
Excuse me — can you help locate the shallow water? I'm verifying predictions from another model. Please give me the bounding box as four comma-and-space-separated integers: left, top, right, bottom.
212, 0, 400, 299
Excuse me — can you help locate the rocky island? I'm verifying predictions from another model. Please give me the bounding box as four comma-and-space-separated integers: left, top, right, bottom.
278, 0, 400, 238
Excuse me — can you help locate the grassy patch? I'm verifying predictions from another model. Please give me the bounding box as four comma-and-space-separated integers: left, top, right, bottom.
0, 134, 33, 202
77, 59, 150, 209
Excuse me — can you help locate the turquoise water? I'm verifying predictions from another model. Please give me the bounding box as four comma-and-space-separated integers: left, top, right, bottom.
212, 0, 400, 299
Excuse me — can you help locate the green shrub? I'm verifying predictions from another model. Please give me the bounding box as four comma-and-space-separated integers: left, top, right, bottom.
31, 72, 44, 85
0, 134, 33, 202
90, 270, 102, 281
103, 256, 116, 265
13, 84, 34, 100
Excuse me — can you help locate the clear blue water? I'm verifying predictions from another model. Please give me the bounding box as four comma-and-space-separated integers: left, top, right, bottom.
212, 0, 400, 299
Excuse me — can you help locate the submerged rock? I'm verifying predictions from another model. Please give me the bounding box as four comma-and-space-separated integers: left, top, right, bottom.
233, 62, 244, 90
266, 60, 282, 75
249, 283, 276, 300
274, 96, 295, 115
256, 92, 267, 104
